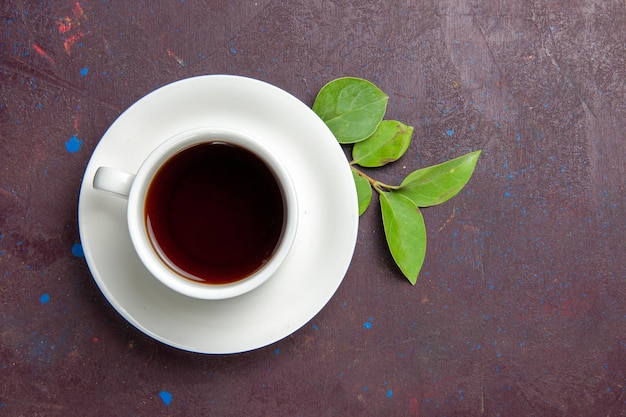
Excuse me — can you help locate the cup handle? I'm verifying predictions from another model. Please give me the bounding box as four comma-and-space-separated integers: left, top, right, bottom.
93, 167, 136, 198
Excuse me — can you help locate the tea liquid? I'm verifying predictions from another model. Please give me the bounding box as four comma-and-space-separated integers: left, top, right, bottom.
145, 142, 285, 284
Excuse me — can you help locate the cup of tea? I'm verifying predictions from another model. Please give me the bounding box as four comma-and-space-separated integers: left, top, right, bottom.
92, 127, 298, 300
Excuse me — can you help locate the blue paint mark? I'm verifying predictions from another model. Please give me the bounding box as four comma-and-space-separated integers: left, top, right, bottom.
39, 293, 50, 304
504, 192, 511, 198
312, 323, 319, 331
71, 243, 84, 257
65, 135, 83, 153
274, 348, 280, 355
363, 321, 372, 329
159, 391, 173, 406
386, 389, 393, 398
446, 129, 454, 136
36, 103, 42, 110
80, 67, 89, 77
230, 47, 237, 54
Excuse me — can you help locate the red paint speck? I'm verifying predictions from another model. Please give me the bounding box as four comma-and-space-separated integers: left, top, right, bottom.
72, 2, 86, 19
63, 32, 85, 55
166, 49, 186, 67
56, 18, 73, 34
409, 396, 420, 417
57, 2, 87, 54
32, 44, 56, 66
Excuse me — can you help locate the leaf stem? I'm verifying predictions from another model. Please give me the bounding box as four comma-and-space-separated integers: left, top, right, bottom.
351, 165, 399, 194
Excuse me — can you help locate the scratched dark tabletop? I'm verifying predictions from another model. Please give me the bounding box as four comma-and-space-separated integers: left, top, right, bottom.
2, 1, 626, 416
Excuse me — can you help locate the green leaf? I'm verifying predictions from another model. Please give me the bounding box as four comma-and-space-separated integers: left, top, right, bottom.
396, 150, 481, 207
352, 168, 372, 216
312, 77, 388, 144
352, 120, 414, 167
379, 191, 427, 284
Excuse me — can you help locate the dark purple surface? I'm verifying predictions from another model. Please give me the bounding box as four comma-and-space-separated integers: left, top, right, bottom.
1, 1, 625, 415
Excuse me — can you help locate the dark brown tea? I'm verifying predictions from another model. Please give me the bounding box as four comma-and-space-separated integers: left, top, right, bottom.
144, 142, 285, 285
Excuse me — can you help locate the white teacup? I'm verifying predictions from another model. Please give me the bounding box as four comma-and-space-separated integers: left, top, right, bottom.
93, 127, 298, 300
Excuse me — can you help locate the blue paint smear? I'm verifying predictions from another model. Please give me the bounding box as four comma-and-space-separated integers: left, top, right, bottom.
446, 129, 455, 136
65, 135, 83, 153
386, 389, 393, 398
159, 391, 173, 406
39, 293, 50, 304
71, 243, 85, 257
363, 321, 372, 329
80, 67, 89, 77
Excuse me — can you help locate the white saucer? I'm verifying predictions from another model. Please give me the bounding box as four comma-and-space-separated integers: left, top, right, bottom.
78, 75, 358, 354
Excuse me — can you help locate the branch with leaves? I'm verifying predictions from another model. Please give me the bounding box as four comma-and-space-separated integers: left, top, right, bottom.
312, 77, 481, 284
